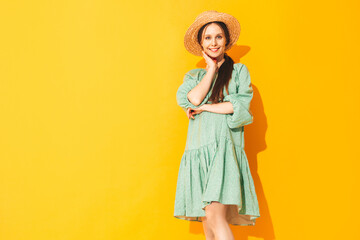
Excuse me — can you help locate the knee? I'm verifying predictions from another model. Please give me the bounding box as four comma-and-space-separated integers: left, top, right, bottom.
205, 213, 216, 229
206, 214, 228, 232
205, 204, 227, 228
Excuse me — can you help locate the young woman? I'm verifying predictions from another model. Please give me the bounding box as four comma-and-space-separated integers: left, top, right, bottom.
173, 10, 260, 240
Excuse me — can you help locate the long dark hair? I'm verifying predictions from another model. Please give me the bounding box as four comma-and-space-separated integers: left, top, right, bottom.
197, 21, 235, 103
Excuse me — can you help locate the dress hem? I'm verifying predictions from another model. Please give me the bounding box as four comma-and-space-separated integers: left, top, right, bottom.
174, 200, 260, 226
173, 215, 258, 226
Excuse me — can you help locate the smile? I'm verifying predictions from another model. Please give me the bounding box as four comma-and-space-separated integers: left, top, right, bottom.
209, 48, 219, 52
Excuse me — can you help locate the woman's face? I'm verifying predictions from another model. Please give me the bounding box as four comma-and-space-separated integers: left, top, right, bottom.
201, 23, 226, 59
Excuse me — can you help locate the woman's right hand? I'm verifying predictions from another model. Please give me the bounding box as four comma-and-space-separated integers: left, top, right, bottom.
186, 106, 207, 120
202, 51, 218, 72
186, 107, 195, 120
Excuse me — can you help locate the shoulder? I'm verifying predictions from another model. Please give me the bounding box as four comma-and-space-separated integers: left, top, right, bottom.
233, 63, 250, 83
184, 68, 206, 82
233, 62, 248, 74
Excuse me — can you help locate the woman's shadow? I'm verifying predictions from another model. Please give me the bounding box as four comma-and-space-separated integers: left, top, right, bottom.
188, 45, 275, 240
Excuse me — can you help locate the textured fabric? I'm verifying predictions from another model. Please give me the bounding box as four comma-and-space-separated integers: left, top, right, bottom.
174, 63, 260, 226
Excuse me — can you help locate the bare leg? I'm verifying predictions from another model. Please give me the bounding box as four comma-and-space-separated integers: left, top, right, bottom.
204, 201, 234, 240
202, 216, 216, 240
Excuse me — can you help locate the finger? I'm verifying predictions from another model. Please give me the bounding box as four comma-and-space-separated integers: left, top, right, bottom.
202, 51, 209, 59
187, 109, 192, 119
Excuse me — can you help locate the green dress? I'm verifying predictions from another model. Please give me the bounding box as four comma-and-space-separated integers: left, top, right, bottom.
173, 62, 260, 226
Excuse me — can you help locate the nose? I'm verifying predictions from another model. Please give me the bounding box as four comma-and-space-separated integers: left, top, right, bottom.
211, 37, 217, 46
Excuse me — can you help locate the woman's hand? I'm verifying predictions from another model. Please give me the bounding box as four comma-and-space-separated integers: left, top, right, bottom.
202, 51, 218, 72
186, 104, 208, 120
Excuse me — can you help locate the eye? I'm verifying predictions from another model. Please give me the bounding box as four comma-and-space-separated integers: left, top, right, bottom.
217, 36, 222, 39
205, 37, 210, 40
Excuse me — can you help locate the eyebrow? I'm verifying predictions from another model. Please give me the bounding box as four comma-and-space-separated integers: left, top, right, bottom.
204, 33, 223, 36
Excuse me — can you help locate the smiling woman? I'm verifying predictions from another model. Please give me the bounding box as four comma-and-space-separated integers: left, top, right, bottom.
174, 10, 260, 240
199, 22, 229, 58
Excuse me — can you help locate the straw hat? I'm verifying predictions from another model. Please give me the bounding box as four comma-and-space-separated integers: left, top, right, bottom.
184, 10, 241, 56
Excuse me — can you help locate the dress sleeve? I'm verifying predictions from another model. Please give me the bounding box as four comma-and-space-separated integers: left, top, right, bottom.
176, 69, 210, 112
223, 64, 254, 129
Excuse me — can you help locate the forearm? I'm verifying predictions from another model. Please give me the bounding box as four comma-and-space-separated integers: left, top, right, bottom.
187, 67, 217, 106
203, 102, 234, 114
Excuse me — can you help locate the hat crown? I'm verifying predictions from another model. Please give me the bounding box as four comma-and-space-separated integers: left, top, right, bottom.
195, 10, 219, 21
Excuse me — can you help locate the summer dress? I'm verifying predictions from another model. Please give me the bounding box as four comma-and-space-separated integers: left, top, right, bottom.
173, 62, 260, 226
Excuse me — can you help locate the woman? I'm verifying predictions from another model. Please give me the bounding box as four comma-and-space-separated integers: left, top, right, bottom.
173, 10, 260, 240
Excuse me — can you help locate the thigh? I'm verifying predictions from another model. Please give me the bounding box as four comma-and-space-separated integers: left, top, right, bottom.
204, 201, 227, 219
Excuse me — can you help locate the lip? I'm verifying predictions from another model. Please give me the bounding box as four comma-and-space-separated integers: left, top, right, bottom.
209, 48, 220, 52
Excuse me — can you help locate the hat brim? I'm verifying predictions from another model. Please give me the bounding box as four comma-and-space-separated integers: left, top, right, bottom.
184, 11, 241, 57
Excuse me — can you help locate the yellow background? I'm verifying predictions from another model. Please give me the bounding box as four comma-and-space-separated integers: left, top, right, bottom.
1, 1, 359, 239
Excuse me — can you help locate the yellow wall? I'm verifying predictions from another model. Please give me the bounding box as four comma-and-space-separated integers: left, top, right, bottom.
1, 1, 359, 239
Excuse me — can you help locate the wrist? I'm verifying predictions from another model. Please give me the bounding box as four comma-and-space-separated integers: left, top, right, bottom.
207, 66, 217, 74
202, 103, 211, 112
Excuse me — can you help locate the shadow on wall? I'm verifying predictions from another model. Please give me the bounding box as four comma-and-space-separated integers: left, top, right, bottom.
188, 45, 276, 240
